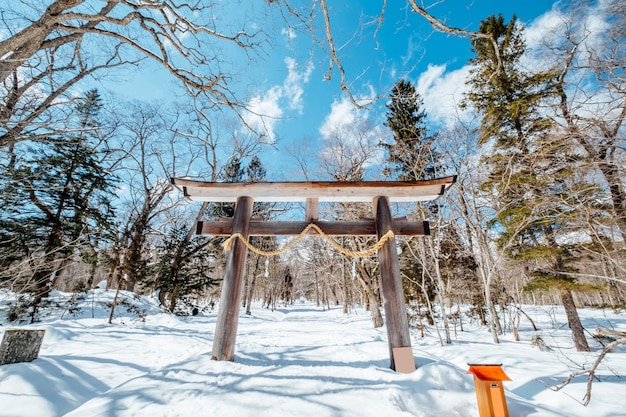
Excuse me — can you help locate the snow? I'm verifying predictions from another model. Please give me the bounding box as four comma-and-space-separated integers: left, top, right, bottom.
0, 289, 625, 417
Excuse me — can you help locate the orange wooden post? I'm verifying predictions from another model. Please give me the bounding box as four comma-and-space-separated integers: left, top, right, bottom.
467, 364, 511, 417
211, 196, 254, 361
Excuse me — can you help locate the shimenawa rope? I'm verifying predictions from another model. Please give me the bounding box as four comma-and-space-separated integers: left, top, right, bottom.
222, 223, 394, 258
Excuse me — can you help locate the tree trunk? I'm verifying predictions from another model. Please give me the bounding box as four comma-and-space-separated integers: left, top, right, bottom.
368, 291, 384, 328
243, 256, 258, 311
167, 289, 179, 313
420, 269, 435, 326
245, 271, 258, 316
158, 289, 167, 307
560, 287, 590, 352
314, 270, 320, 307
429, 241, 451, 344
342, 256, 349, 314
480, 262, 500, 343
354, 261, 383, 328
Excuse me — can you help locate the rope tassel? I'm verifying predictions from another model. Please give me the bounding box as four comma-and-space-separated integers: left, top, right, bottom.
222, 234, 237, 252
221, 223, 395, 258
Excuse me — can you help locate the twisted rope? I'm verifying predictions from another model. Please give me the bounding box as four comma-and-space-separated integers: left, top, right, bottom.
222, 223, 395, 258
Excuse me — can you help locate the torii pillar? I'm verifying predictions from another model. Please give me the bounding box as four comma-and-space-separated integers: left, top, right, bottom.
375, 196, 414, 372
211, 197, 253, 361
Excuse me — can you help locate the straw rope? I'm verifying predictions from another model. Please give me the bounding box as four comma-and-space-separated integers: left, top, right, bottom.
222, 223, 395, 258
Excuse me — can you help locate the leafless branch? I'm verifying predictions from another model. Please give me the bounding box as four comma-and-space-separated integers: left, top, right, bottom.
1, 0, 271, 147
406, 0, 502, 75
542, 336, 626, 406
319, 0, 362, 108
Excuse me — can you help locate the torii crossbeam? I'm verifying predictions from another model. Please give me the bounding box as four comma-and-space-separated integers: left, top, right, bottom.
173, 176, 456, 372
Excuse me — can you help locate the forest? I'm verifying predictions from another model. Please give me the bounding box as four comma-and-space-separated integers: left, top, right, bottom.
1, 0, 625, 360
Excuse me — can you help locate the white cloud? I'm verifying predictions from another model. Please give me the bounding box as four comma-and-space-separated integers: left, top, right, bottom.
284, 57, 312, 112
416, 63, 472, 128
246, 86, 284, 139
523, 7, 565, 51
571, 1, 612, 60
521, 1, 616, 122
524, 1, 610, 55
318, 95, 386, 173
319, 97, 358, 139
318, 90, 376, 139
281, 27, 297, 40
416, 64, 446, 93
244, 57, 313, 141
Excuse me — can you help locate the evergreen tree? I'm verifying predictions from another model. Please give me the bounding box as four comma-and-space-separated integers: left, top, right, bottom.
382, 79, 457, 342
207, 155, 269, 219
150, 226, 220, 314
153, 154, 271, 313
241, 155, 274, 313
464, 15, 592, 351
245, 155, 267, 183
383, 79, 438, 181
0, 90, 117, 311
208, 156, 246, 219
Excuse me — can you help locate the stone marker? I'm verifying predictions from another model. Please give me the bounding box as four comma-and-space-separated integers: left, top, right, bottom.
0, 329, 45, 365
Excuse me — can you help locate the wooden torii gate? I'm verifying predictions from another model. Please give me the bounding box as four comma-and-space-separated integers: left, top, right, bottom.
173, 176, 456, 372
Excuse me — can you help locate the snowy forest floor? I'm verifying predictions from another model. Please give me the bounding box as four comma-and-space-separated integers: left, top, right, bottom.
0, 288, 625, 417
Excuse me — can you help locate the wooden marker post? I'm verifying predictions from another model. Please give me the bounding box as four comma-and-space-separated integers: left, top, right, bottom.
374, 196, 415, 372
211, 196, 254, 361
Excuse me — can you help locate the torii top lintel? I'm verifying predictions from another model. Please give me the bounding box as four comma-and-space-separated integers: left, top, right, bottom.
172, 176, 456, 203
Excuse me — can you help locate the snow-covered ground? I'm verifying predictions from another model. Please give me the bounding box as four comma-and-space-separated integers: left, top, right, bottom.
0, 288, 624, 417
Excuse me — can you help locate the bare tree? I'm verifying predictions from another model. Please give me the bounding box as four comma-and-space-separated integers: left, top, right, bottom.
544, 329, 626, 406
545, 0, 626, 242
318, 120, 386, 326
277, 0, 504, 108
0, 0, 272, 147
437, 124, 506, 343
110, 100, 179, 292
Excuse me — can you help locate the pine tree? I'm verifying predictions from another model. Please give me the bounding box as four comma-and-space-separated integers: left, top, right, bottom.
151, 226, 220, 314
464, 15, 592, 351
383, 79, 438, 181
0, 90, 117, 312
383, 78, 457, 342
153, 154, 271, 313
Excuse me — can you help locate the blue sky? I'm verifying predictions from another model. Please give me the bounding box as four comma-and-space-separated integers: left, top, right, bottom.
97, 1, 564, 180
254, 0, 561, 179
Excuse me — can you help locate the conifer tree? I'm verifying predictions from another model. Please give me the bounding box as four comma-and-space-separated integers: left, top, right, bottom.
464, 15, 591, 351
151, 226, 220, 314
153, 154, 271, 313
383, 79, 456, 342
383, 79, 438, 181
0, 89, 117, 312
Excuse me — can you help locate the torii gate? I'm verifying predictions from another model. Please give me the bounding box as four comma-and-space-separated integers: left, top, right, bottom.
173, 176, 456, 372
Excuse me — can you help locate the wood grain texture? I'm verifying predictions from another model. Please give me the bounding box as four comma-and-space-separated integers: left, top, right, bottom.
197, 220, 430, 237
374, 196, 413, 371
173, 176, 456, 202
211, 197, 253, 361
